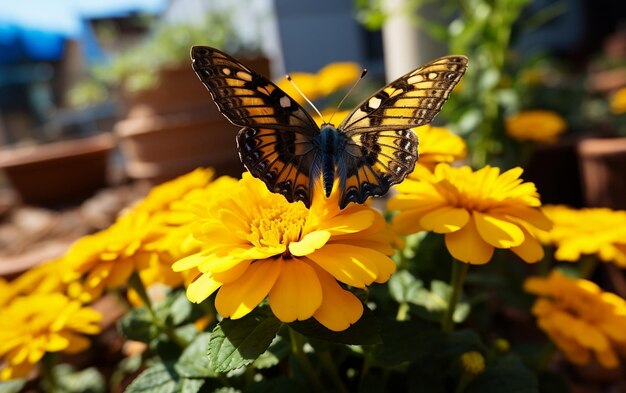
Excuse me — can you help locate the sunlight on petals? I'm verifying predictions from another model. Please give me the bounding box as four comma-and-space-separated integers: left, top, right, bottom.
216, 259, 282, 319
474, 212, 525, 248
307, 244, 379, 288
187, 273, 223, 303
420, 206, 470, 233
445, 217, 494, 264
269, 259, 322, 322
289, 231, 331, 256
311, 263, 364, 331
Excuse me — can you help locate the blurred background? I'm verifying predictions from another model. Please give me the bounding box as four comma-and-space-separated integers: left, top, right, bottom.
1, 0, 626, 276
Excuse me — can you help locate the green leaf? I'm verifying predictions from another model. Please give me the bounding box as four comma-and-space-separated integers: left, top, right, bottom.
179, 378, 204, 393
169, 290, 194, 326
289, 308, 381, 345
466, 354, 538, 393
212, 388, 241, 393
125, 362, 179, 393
52, 364, 105, 393
0, 380, 26, 393
208, 309, 282, 373
252, 335, 290, 369
118, 307, 159, 343
388, 270, 423, 304
175, 333, 216, 378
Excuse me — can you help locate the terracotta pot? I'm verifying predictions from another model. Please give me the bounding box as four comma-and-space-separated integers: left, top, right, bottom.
578, 137, 626, 209
122, 57, 271, 118
0, 133, 114, 206
115, 109, 244, 183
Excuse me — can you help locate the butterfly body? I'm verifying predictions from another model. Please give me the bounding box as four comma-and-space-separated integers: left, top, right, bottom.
191, 46, 467, 209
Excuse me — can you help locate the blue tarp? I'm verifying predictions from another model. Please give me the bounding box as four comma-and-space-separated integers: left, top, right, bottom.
0, 0, 166, 63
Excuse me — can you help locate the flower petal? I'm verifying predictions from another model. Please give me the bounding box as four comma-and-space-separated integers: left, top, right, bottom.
310, 263, 363, 331
511, 233, 544, 263
307, 244, 379, 287
445, 216, 494, 264
216, 259, 282, 319
269, 259, 322, 322
186, 273, 223, 303
420, 206, 469, 233
474, 211, 524, 248
289, 230, 331, 256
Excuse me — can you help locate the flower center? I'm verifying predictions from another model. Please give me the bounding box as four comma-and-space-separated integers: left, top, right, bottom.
249, 203, 308, 248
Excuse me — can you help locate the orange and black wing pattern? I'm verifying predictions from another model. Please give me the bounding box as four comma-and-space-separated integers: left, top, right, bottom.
337, 55, 468, 208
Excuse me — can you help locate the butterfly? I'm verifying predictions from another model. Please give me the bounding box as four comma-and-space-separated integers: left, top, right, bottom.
191, 46, 467, 209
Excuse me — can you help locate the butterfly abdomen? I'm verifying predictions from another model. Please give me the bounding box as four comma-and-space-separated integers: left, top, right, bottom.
319, 125, 347, 197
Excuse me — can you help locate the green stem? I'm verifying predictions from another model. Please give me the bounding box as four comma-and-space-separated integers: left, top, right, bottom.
396, 302, 410, 321
358, 358, 372, 392
127, 272, 188, 348
579, 256, 599, 280
536, 342, 556, 372
454, 372, 473, 393
288, 328, 326, 392
441, 260, 469, 333
317, 350, 350, 393
41, 353, 58, 393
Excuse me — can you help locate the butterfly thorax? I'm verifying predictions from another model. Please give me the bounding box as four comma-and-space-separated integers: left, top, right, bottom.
319, 124, 347, 197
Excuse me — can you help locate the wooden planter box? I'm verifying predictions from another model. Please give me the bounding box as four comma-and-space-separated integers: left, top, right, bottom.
0, 133, 114, 206
578, 137, 626, 210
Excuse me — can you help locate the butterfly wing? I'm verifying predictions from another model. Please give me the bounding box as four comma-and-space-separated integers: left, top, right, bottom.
191, 46, 321, 207
337, 55, 468, 208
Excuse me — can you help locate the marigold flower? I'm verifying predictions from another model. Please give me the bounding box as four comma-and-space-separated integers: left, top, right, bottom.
172, 173, 397, 331
610, 87, 626, 114
317, 62, 362, 96
0, 293, 101, 380
275, 72, 320, 104
537, 205, 626, 267
412, 125, 467, 171
505, 110, 566, 143
64, 211, 167, 300
133, 167, 215, 213
389, 164, 551, 264
525, 271, 626, 368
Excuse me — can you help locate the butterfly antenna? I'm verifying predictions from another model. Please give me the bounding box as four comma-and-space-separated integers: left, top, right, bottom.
286, 74, 326, 124
328, 68, 368, 125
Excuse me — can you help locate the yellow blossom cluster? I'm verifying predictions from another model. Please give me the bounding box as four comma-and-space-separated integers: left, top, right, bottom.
411, 125, 467, 172
610, 87, 626, 114
525, 271, 626, 368
537, 205, 626, 267
505, 110, 566, 144
389, 164, 551, 264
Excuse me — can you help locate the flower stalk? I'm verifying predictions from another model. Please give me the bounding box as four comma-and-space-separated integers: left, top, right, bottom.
442, 260, 469, 333
288, 328, 326, 392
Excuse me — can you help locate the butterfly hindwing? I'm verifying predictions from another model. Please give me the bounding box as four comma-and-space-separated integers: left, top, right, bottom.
191, 46, 319, 135
236, 127, 319, 208
337, 55, 467, 208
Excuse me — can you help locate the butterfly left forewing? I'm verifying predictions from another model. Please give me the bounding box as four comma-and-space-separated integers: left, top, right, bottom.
337, 55, 467, 208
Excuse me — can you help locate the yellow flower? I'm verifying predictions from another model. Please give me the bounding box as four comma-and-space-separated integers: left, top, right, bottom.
412, 125, 467, 171
537, 205, 626, 267
133, 167, 215, 214
0, 293, 101, 380
389, 164, 552, 264
610, 87, 626, 114
0, 278, 11, 307
460, 351, 485, 376
275, 72, 320, 104
525, 270, 626, 368
172, 173, 397, 331
64, 211, 166, 300
317, 62, 362, 96
505, 110, 566, 143
315, 109, 351, 128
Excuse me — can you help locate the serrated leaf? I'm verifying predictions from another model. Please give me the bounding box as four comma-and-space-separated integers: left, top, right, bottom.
466, 354, 538, 393
289, 308, 381, 345
180, 378, 204, 393
208, 309, 282, 373
125, 362, 179, 393
252, 336, 290, 369
175, 333, 216, 378
0, 379, 26, 393
388, 270, 423, 304
118, 307, 159, 343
